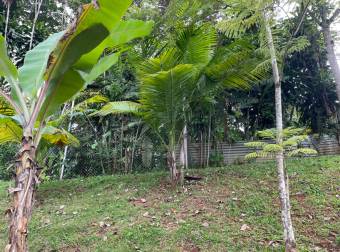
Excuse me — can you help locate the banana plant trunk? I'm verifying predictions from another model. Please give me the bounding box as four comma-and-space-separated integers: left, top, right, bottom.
6, 134, 38, 252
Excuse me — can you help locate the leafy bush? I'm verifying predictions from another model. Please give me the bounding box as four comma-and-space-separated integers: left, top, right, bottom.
245, 127, 318, 160
0, 144, 17, 180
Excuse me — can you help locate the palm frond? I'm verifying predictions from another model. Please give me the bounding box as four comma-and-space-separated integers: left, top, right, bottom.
140, 64, 196, 131
175, 25, 217, 67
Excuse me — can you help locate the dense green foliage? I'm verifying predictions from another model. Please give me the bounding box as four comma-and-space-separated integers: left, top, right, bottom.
0, 0, 339, 180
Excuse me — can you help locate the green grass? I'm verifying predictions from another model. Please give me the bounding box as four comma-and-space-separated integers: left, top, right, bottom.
0, 156, 339, 251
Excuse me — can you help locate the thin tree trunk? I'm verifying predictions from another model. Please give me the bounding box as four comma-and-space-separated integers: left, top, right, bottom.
183, 124, 188, 169
4, 3, 10, 43
200, 131, 203, 167
60, 100, 75, 180
29, 0, 43, 50
167, 149, 178, 184
322, 25, 340, 101
263, 10, 296, 252
6, 133, 38, 252
179, 125, 188, 186
168, 133, 178, 184
206, 112, 211, 167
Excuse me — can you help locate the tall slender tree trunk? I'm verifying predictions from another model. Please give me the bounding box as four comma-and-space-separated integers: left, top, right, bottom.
168, 133, 179, 184
60, 100, 75, 180
6, 133, 38, 252
29, 0, 43, 50
206, 112, 211, 167
183, 124, 188, 169
4, 2, 11, 42
167, 149, 178, 184
322, 25, 340, 101
263, 10, 296, 252
179, 125, 188, 185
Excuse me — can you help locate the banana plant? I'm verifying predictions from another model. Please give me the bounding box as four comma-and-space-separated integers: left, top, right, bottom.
0, 0, 153, 251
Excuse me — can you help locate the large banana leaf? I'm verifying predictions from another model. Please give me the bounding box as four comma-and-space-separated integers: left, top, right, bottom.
38, 23, 109, 120
18, 31, 65, 100
82, 52, 122, 84
91, 101, 141, 117
38, 0, 153, 122
74, 18, 154, 72
0, 118, 22, 144
41, 125, 79, 147
0, 35, 18, 84
78, 19, 154, 82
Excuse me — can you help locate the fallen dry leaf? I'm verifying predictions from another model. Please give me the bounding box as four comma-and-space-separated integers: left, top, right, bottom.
240, 224, 251, 231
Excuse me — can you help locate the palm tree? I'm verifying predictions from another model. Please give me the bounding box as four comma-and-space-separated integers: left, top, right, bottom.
0, 0, 153, 250
217, 0, 310, 250
94, 25, 266, 184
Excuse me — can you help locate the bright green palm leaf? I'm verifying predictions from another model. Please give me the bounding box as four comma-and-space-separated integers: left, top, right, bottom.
140, 64, 196, 130
176, 26, 217, 67
0, 118, 22, 144
91, 101, 141, 117
18, 31, 65, 100
0, 35, 18, 84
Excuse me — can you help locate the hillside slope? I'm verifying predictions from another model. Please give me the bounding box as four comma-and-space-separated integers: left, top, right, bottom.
0, 156, 339, 251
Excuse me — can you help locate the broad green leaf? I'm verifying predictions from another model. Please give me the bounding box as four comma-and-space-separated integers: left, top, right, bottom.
40, 69, 86, 120
42, 125, 79, 147
91, 101, 141, 117
74, 95, 109, 112
0, 118, 22, 144
38, 0, 135, 121
0, 35, 18, 84
108, 20, 154, 47
38, 23, 109, 120
0, 97, 15, 116
19, 31, 65, 99
73, 0, 133, 72
75, 19, 153, 73
82, 52, 121, 84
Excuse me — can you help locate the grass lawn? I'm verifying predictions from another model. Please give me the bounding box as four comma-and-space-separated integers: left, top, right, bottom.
0, 156, 339, 251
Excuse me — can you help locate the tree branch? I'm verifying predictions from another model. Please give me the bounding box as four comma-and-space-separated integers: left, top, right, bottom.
328, 8, 340, 24
292, 0, 311, 37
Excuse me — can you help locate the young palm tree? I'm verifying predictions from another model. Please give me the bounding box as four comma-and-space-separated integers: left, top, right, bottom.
0, 1, 153, 250
94, 25, 266, 184
218, 0, 310, 250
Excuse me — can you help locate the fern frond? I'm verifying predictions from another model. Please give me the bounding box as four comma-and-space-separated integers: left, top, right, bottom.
287, 148, 318, 157
263, 144, 283, 153
244, 141, 266, 148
